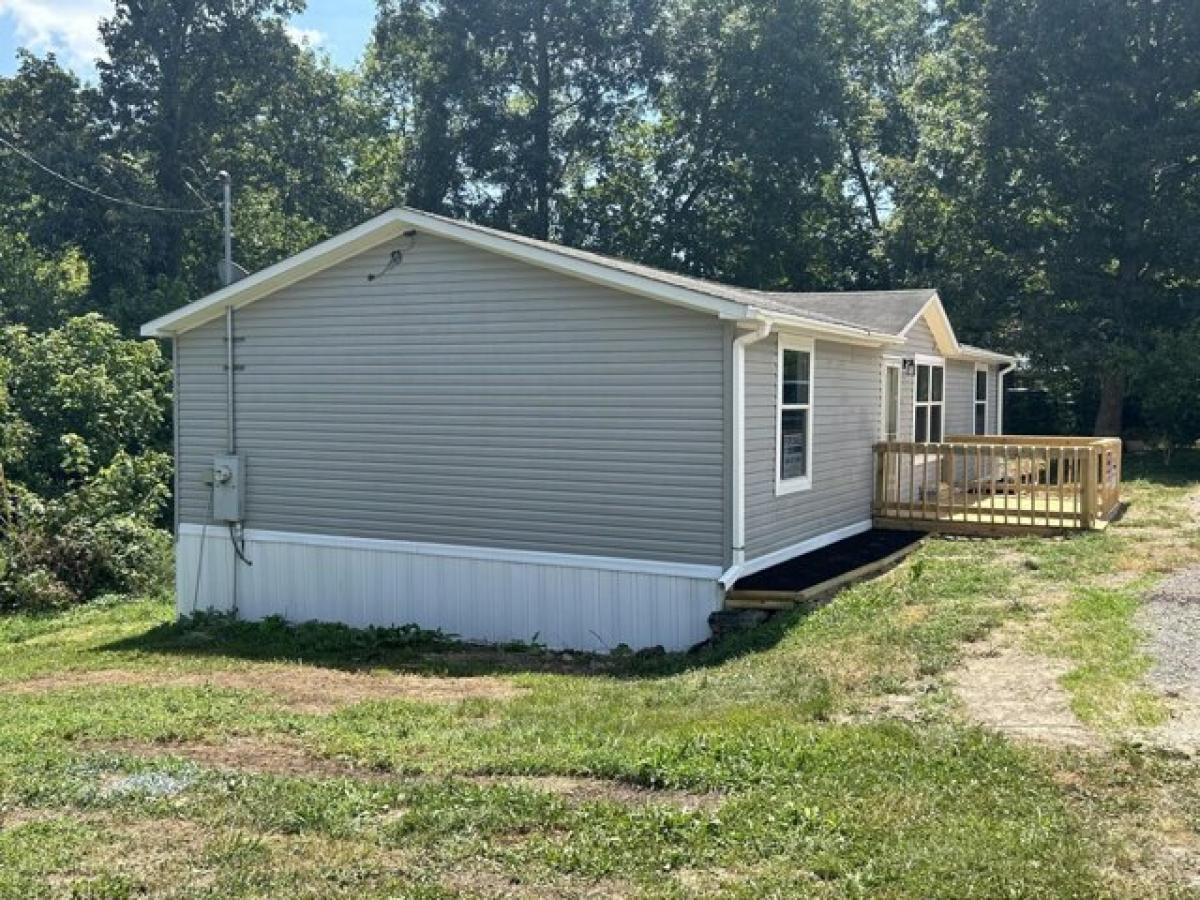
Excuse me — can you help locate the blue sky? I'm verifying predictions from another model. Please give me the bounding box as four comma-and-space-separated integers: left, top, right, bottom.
0, 0, 377, 80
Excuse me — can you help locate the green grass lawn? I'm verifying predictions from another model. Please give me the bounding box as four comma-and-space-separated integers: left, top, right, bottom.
2, 452, 1200, 898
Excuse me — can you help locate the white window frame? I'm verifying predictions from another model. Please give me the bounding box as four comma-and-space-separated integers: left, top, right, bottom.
776, 335, 814, 495
912, 354, 946, 444
973, 363, 990, 436
881, 357, 902, 441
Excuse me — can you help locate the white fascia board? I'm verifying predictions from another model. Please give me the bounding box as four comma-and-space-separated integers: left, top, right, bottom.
142, 206, 911, 342
743, 310, 903, 348
143, 208, 757, 338
141, 210, 411, 337
953, 346, 1018, 364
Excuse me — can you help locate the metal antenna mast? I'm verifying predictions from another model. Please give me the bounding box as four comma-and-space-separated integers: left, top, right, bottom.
219, 171, 233, 286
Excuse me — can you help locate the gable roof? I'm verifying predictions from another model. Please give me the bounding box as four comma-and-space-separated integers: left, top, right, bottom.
140, 207, 1013, 362
750, 289, 936, 336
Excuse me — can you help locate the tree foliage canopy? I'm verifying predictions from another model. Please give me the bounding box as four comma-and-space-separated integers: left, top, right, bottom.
0, 0, 1195, 447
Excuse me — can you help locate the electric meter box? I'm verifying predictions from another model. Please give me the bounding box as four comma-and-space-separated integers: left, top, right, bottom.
212, 454, 244, 522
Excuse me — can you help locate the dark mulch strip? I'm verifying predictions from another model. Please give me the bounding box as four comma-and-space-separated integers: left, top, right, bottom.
734, 529, 923, 593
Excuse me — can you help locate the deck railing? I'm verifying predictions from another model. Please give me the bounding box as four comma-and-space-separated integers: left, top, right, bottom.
872, 435, 1122, 534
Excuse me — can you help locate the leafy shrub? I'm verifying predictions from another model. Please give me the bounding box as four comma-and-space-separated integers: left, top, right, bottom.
0, 315, 172, 610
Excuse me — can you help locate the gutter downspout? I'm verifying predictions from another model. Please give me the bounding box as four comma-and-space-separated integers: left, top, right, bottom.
720, 318, 773, 588
996, 361, 1016, 435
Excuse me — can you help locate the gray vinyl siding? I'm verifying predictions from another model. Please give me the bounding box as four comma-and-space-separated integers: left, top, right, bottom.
743, 336, 881, 559
175, 233, 727, 566
903, 317, 938, 356
946, 361, 1001, 437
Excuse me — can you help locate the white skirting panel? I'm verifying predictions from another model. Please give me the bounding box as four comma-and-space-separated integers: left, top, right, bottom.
175, 526, 725, 652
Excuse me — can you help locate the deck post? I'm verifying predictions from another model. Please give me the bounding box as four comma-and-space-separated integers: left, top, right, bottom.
1080, 446, 1098, 529
874, 445, 886, 516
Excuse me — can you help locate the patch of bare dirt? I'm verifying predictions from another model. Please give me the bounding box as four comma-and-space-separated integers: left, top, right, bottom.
442, 867, 634, 899
9, 664, 522, 713
1132, 687, 1200, 758
949, 632, 1100, 749
96, 736, 380, 779
0, 806, 72, 830
42, 814, 214, 896
475, 775, 722, 812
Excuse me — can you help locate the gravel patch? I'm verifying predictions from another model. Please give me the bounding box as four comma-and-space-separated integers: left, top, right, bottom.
1136, 565, 1200, 755
101, 772, 194, 798
1141, 565, 1200, 692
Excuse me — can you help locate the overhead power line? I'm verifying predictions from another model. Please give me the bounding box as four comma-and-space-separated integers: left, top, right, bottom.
0, 133, 215, 215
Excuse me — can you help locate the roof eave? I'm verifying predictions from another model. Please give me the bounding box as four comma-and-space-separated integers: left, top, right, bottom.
743, 308, 904, 347
141, 207, 761, 338
141, 210, 412, 338
954, 347, 1018, 365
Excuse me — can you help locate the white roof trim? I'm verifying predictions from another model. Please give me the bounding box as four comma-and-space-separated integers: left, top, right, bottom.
141, 207, 895, 344
141, 211, 410, 337
954, 345, 1018, 364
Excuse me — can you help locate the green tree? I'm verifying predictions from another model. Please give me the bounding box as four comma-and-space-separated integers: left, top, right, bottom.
0, 315, 171, 497
564, 0, 885, 290
891, 0, 1200, 435
97, 0, 305, 284
1132, 326, 1200, 462
372, 0, 659, 238
0, 315, 172, 608
0, 228, 90, 329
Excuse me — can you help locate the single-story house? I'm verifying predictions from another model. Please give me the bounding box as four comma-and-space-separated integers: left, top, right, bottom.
142, 208, 1015, 651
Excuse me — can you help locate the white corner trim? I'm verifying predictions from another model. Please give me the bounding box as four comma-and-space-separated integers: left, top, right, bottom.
177, 523, 723, 581
722, 519, 874, 586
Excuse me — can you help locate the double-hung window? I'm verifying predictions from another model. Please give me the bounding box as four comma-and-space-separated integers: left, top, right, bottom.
913, 359, 944, 443
974, 365, 989, 435
777, 337, 814, 493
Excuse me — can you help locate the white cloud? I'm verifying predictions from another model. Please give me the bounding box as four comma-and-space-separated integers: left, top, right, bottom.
284, 24, 324, 48
0, 0, 111, 71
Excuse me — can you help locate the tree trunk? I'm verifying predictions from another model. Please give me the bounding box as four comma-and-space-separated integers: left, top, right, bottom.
1092, 371, 1124, 436
848, 139, 881, 230
154, 34, 188, 279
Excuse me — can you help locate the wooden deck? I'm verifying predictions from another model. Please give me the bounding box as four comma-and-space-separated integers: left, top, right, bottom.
873, 435, 1122, 535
